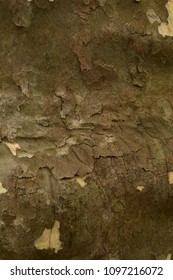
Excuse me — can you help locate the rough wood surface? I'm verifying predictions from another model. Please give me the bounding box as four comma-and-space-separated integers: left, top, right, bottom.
0, 0, 173, 260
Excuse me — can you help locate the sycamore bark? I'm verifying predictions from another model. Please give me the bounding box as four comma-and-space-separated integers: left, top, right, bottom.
0, 0, 173, 260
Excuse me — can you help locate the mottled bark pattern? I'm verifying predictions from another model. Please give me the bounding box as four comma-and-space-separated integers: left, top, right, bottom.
0, 0, 173, 259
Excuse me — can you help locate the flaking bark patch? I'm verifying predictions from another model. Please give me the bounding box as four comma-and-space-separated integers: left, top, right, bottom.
34, 221, 62, 254
158, 0, 173, 37
1, 0, 173, 260
0, 182, 7, 195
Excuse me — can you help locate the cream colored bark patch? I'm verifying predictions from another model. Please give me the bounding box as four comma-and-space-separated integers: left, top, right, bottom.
5, 142, 33, 158
166, 253, 172, 260
34, 221, 62, 253
136, 185, 145, 192
168, 171, 173, 184
158, 0, 173, 37
0, 182, 7, 194
5, 142, 21, 156
76, 177, 87, 187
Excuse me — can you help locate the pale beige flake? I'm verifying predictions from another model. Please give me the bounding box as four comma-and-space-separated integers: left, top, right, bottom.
35, 228, 50, 250
5, 142, 21, 156
168, 171, 173, 184
34, 220, 62, 253
0, 182, 7, 194
49, 221, 61, 253
158, 0, 173, 37
136, 185, 145, 192
166, 253, 172, 260
76, 177, 87, 187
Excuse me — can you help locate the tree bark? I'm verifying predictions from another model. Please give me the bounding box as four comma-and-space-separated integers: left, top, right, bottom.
0, 0, 173, 260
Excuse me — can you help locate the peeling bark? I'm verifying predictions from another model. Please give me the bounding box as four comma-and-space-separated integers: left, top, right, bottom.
0, 0, 173, 260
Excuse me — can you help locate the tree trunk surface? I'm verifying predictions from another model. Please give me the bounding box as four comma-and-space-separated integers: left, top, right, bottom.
0, 0, 173, 260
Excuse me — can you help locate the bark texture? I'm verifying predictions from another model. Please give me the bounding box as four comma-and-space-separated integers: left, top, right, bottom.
0, 0, 173, 259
